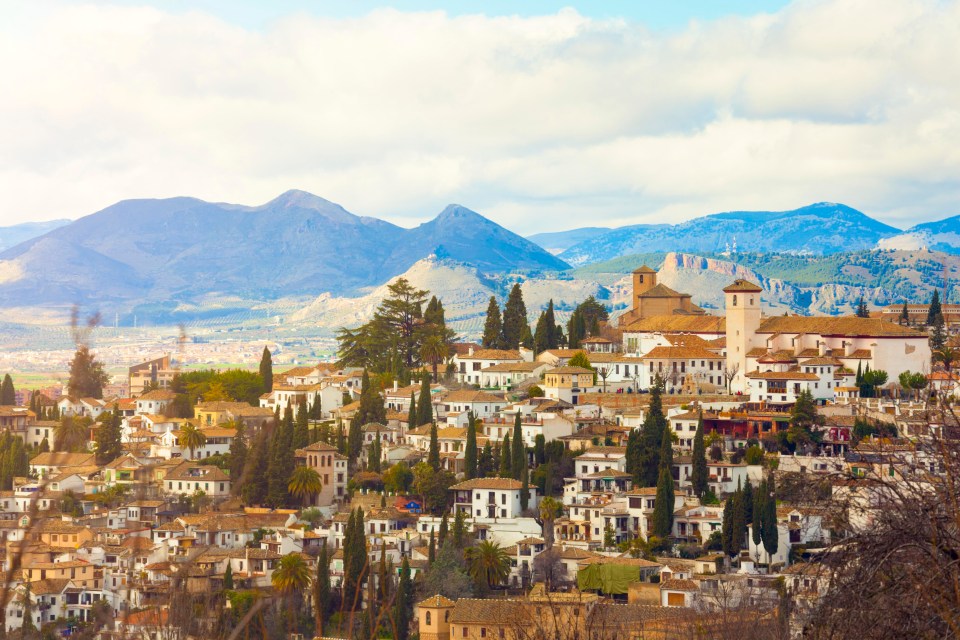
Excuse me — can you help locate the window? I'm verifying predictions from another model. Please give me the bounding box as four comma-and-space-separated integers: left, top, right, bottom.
732, 295, 738, 306
426, 612, 431, 625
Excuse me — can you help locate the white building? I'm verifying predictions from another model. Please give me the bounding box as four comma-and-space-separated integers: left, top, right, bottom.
450, 478, 539, 519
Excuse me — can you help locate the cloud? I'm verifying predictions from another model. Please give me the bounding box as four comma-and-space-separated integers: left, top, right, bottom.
0, 0, 959, 233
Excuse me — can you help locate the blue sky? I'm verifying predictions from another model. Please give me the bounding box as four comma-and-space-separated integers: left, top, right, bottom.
1, 0, 958, 233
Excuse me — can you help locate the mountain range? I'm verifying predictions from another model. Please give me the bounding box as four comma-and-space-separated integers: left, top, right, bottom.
0, 190, 567, 313
2, 192, 960, 331
557, 203, 903, 266
0, 219, 71, 252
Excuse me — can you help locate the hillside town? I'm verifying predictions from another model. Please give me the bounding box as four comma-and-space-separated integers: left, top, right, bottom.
0, 269, 953, 640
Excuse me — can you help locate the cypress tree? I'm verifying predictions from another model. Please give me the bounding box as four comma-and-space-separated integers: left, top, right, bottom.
691, 411, 708, 498
762, 475, 779, 561
479, 441, 493, 477
259, 346, 273, 393
511, 412, 525, 478
501, 284, 528, 350
743, 478, 754, 525
229, 423, 247, 495
241, 429, 269, 505
544, 299, 558, 349
314, 541, 331, 634
406, 392, 417, 429
855, 296, 870, 318
651, 427, 675, 538
533, 311, 550, 355
452, 509, 467, 549
438, 512, 448, 547
534, 433, 545, 465
638, 376, 666, 486
417, 374, 433, 426
520, 464, 530, 511
395, 556, 412, 640
94, 406, 123, 465
730, 480, 746, 555
928, 289, 942, 326
482, 296, 503, 349
626, 427, 640, 479
721, 495, 734, 557
369, 429, 382, 473
428, 421, 440, 471
294, 403, 309, 450
39, 437, 50, 453
0, 374, 14, 406
336, 419, 346, 455
464, 412, 478, 479
899, 302, 910, 325
499, 434, 512, 477
752, 479, 766, 551
428, 528, 436, 564
223, 563, 233, 590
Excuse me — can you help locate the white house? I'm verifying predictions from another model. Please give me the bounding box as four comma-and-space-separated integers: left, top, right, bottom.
449, 478, 539, 519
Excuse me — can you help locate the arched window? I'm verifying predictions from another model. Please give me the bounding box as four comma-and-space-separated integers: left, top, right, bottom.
445, 611, 450, 622
426, 611, 431, 625
750, 297, 754, 305
733, 295, 738, 306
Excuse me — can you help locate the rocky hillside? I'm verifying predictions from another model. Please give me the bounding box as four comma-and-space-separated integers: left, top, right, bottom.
558, 203, 901, 266
878, 214, 960, 253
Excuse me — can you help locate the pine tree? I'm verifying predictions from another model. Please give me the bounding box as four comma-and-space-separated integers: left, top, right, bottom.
651, 427, 675, 538
0, 374, 14, 406
428, 421, 440, 471
314, 541, 331, 635
501, 284, 529, 350
638, 376, 666, 487
855, 296, 870, 318
259, 346, 273, 393
482, 296, 503, 349
690, 411, 708, 498
406, 392, 417, 429
343, 508, 367, 610
464, 412, 478, 479
931, 313, 948, 352
417, 374, 433, 426
499, 433, 512, 477
394, 556, 412, 640
511, 412, 525, 478
229, 423, 247, 495
928, 289, 942, 326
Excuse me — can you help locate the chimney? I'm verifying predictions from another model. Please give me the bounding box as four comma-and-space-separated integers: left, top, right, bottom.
393, 380, 398, 392
468, 346, 474, 357
818, 341, 826, 357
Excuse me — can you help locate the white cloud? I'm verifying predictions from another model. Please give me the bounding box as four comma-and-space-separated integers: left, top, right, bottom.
0, 0, 959, 234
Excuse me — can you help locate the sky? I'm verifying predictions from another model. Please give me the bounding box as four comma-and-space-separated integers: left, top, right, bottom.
1, 0, 959, 234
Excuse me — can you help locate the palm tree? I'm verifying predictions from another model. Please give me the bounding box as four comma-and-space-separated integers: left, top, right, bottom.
538, 497, 562, 549
288, 466, 323, 508
935, 345, 958, 372
464, 540, 511, 590
420, 334, 449, 382
272, 553, 312, 631
178, 423, 207, 460
54, 416, 90, 452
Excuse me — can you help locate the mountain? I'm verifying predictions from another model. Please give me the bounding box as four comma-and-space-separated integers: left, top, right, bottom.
0, 219, 70, 252
877, 214, 960, 253
526, 227, 612, 254
0, 191, 567, 312
391, 205, 569, 272
559, 203, 901, 266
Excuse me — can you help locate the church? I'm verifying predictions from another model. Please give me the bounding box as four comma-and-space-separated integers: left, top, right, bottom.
617, 267, 932, 395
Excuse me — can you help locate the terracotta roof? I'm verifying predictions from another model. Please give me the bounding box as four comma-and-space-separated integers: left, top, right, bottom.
638, 283, 690, 299
746, 370, 819, 381
449, 599, 525, 625
480, 361, 545, 372
799, 357, 842, 366
28, 578, 71, 595
442, 390, 504, 403
459, 349, 522, 361
756, 315, 924, 337
419, 594, 456, 608
723, 279, 763, 293
642, 346, 724, 361
30, 452, 96, 467
137, 390, 177, 401
633, 265, 657, 274
450, 478, 523, 490
546, 366, 595, 375
661, 578, 699, 591
623, 315, 726, 334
